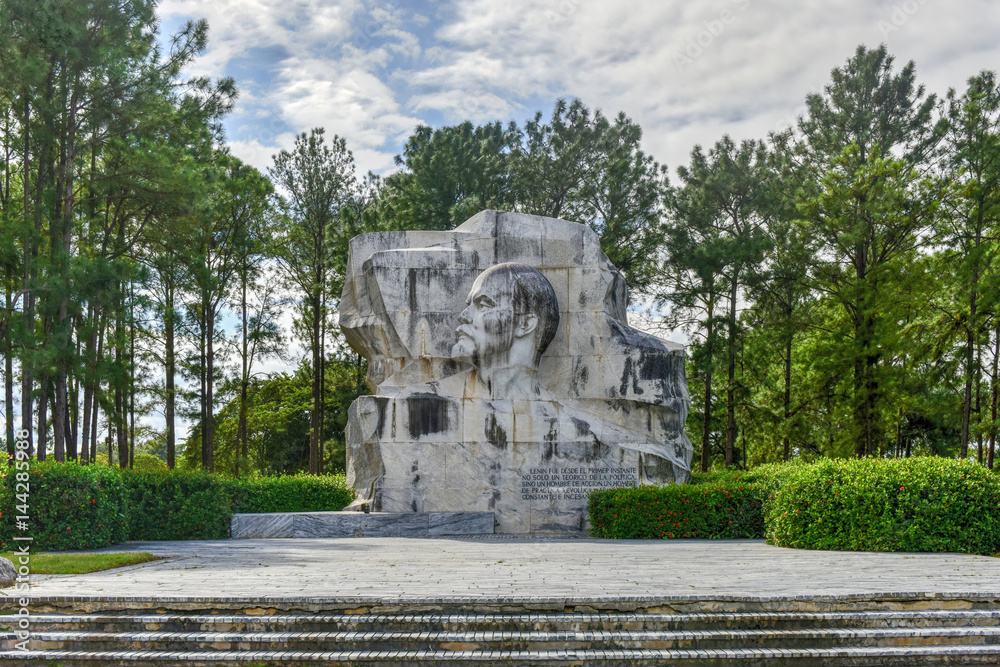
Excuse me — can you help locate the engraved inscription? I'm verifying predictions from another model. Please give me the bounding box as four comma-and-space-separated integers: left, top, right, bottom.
520, 466, 638, 501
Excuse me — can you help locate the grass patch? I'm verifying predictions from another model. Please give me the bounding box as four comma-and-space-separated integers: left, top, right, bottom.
1, 551, 160, 575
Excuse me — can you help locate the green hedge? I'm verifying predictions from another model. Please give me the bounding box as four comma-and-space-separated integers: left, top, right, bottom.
589, 458, 1000, 555
766, 458, 1000, 555
0, 460, 129, 551
0, 462, 354, 550
589, 473, 769, 539
227, 473, 355, 514
124, 470, 234, 541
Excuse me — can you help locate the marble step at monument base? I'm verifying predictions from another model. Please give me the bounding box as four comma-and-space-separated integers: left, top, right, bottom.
229, 511, 495, 539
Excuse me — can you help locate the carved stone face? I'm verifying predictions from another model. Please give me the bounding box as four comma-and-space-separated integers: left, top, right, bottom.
452, 268, 516, 371
452, 263, 560, 373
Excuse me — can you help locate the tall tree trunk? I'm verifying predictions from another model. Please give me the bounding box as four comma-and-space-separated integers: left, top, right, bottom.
976, 344, 983, 465
81, 303, 96, 463
782, 326, 793, 462
21, 94, 34, 458
4, 289, 13, 456
853, 246, 871, 458
725, 275, 738, 467
165, 274, 176, 469
237, 273, 248, 476
67, 375, 78, 460
961, 251, 979, 460
116, 294, 127, 469
319, 289, 326, 473
128, 281, 135, 468
701, 288, 716, 473
36, 379, 49, 460
310, 291, 321, 474
203, 299, 215, 473
990, 322, 999, 470
90, 315, 105, 463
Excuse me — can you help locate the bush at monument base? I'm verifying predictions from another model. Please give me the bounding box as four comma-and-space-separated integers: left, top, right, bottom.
766, 458, 1000, 555
226, 473, 355, 515
588, 477, 768, 539
0, 459, 129, 551
589, 458, 1000, 555
126, 471, 356, 541
0, 461, 355, 551
125, 470, 232, 541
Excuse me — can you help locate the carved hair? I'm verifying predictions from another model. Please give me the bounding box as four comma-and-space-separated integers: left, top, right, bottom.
480, 262, 560, 365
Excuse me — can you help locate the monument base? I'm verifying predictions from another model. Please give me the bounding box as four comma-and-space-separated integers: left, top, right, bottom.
348, 393, 686, 534
230, 511, 495, 539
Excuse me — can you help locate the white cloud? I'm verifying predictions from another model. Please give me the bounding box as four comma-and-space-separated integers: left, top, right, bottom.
391, 0, 1000, 172
159, 0, 421, 175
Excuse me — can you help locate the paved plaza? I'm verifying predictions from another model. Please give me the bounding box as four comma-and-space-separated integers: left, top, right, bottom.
13, 537, 1000, 601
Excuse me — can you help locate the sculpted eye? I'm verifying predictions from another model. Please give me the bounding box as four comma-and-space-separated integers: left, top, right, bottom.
475, 296, 495, 308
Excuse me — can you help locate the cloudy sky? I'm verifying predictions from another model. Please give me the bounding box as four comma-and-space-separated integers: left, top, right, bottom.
155, 0, 999, 179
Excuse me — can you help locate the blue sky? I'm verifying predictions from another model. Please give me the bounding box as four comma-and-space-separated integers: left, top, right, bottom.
156, 0, 1000, 180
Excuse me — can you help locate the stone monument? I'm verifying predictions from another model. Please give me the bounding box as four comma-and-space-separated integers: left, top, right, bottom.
341, 210, 691, 533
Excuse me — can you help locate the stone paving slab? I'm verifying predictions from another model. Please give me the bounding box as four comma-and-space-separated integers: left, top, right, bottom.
4, 538, 999, 601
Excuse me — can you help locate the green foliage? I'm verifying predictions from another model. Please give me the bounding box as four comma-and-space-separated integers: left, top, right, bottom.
0, 551, 160, 574
124, 470, 355, 541
0, 460, 354, 549
132, 453, 168, 472
187, 354, 367, 475
0, 460, 128, 551
589, 472, 769, 540
766, 458, 1000, 555
123, 470, 232, 541
227, 473, 354, 514
589, 459, 1000, 556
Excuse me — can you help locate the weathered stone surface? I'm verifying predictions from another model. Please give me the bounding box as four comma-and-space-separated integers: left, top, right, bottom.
0, 556, 16, 588
229, 512, 495, 538
341, 210, 692, 533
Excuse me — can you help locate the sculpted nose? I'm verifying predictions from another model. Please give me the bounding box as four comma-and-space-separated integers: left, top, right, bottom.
458, 307, 471, 325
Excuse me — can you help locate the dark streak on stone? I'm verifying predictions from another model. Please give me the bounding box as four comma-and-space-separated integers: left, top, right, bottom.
543, 419, 558, 460
407, 393, 451, 438
485, 409, 508, 450
408, 268, 418, 312
374, 396, 390, 439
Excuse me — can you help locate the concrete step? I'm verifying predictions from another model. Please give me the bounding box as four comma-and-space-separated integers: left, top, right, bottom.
6, 598, 1000, 665
20, 609, 1000, 633
2, 645, 1000, 666
18, 625, 1000, 652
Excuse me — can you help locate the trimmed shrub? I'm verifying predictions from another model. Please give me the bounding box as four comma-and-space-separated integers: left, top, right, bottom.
589, 475, 767, 539
766, 457, 1000, 555
0, 460, 128, 551
123, 471, 354, 541
0, 460, 356, 549
227, 473, 354, 514
123, 470, 233, 541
